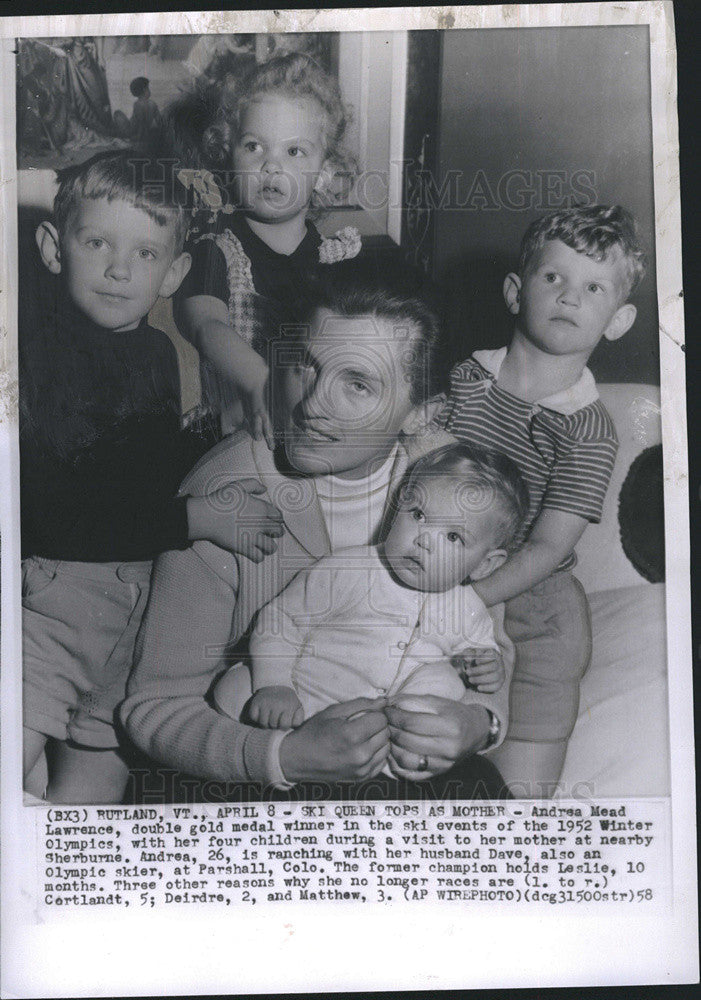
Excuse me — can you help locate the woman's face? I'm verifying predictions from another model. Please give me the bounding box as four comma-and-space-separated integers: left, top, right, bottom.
275, 308, 422, 480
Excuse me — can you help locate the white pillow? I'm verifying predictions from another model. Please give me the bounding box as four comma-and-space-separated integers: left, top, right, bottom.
574, 383, 661, 594
558, 583, 669, 797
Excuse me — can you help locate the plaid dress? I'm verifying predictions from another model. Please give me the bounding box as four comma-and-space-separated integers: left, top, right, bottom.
177, 210, 361, 424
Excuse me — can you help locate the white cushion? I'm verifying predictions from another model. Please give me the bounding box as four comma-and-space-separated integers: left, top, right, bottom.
562, 384, 668, 796
574, 383, 661, 594
559, 583, 669, 797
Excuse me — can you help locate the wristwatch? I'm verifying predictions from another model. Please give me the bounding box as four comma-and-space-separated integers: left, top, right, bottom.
484, 710, 501, 750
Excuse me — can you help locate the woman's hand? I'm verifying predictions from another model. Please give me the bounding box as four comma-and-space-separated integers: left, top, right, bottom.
385, 695, 490, 781
187, 478, 284, 561
279, 697, 390, 783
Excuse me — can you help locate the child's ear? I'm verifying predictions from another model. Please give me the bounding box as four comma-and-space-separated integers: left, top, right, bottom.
401, 393, 447, 437
470, 548, 508, 582
35, 222, 62, 275
603, 302, 637, 342
503, 273, 522, 315
158, 252, 192, 299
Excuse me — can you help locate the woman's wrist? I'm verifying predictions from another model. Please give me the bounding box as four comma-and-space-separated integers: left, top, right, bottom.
268, 730, 296, 789
278, 730, 304, 783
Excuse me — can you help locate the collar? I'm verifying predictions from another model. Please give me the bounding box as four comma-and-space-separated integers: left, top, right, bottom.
229, 211, 321, 261
314, 443, 399, 502
472, 347, 599, 415
250, 438, 413, 558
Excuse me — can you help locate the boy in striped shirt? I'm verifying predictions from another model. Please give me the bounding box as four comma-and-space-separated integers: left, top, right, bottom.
442, 206, 646, 797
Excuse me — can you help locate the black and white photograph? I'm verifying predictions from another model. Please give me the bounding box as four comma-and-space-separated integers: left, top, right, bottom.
14, 20, 669, 804
0, 3, 696, 995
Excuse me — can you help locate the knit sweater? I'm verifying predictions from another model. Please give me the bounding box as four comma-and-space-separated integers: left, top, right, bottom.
19, 293, 218, 562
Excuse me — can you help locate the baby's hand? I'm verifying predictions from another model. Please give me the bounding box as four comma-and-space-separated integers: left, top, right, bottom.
452, 647, 505, 693
248, 686, 304, 729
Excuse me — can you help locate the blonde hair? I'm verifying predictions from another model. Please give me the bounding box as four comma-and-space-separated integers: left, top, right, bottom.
53, 149, 189, 253
204, 52, 358, 214
399, 443, 530, 552
519, 205, 647, 301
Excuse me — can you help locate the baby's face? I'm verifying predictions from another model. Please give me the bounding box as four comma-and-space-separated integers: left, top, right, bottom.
383, 474, 502, 593
59, 198, 181, 331
232, 93, 327, 225
515, 239, 630, 357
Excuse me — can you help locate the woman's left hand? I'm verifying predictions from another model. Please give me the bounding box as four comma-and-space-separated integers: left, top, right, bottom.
385, 695, 491, 781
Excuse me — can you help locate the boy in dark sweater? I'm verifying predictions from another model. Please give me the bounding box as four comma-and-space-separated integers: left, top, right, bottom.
21, 150, 283, 803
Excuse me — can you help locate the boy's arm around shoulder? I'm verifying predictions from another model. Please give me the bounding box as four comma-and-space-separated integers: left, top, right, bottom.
183, 432, 284, 558
474, 396, 615, 606
179, 429, 259, 498
474, 508, 589, 606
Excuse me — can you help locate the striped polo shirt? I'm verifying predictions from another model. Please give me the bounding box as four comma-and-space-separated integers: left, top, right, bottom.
442, 348, 618, 569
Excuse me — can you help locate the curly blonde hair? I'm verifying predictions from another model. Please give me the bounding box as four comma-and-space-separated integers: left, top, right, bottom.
518, 205, 647, 301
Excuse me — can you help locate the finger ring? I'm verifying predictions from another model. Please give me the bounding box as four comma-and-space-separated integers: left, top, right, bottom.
417, 755, 429, 771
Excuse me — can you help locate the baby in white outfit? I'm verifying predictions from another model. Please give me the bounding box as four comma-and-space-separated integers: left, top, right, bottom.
215, 443, 529, 771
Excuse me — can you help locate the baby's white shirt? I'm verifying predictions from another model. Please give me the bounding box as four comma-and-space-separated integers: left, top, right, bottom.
249, 545, 498, 718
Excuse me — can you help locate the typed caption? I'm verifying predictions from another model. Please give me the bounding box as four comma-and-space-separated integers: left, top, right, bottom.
37, 799, 670, 910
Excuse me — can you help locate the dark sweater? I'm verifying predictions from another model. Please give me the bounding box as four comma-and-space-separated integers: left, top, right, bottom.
19, 291, 218, 562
